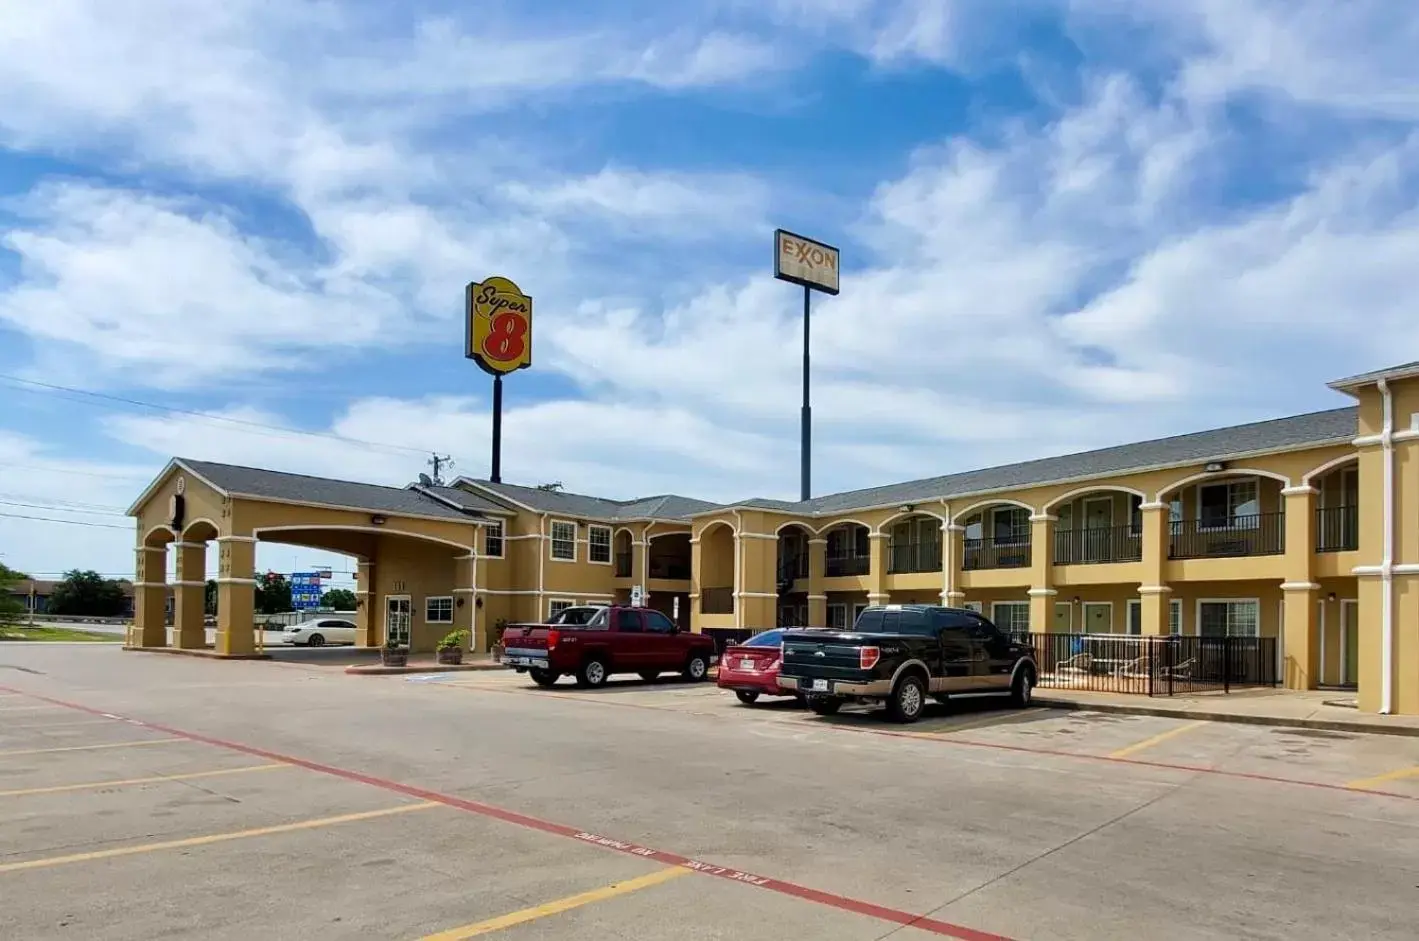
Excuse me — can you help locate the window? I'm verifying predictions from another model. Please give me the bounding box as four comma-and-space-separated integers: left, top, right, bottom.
1169, 599, 1183, 635
1198, 600, 1259, 637
425, 596, 453, 624
852, 603, 867, 624
827, 604, 849, 630
964, 514, 983, 541
992, 507, 1030, 545
615, 609, 642, 632
1199, 480, 1259, 530
588, 525, 612, 564
644, 610, 676, 634
483, 522, 504, 558
991, 601, 1030, 635
550, 520, 576, 561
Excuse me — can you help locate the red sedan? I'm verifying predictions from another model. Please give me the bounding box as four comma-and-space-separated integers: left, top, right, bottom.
717, 628, 804, 705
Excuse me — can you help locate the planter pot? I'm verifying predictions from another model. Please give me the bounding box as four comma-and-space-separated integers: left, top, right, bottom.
380, 647, 408, 668
436, 647, 464, 665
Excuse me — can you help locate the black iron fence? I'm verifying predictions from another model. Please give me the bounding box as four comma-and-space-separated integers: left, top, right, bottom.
1315, 505, 1359, 553
825, 552, 870, 577
701, 627, 755, 656
963, 537, 1031, 570
888, 541, 943, 574
1053, 525, 1142, 565
1009, 632, 1278, 696
700, 587, 734, 615
1169, 512, 1285, 559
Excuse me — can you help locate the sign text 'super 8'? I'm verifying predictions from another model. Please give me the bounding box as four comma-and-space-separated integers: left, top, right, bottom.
465, 276, 533, 376
774, 229, 840, 296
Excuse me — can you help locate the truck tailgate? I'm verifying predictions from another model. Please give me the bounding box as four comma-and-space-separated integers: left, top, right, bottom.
779, 631, 871, 680
502, 625, 550, 665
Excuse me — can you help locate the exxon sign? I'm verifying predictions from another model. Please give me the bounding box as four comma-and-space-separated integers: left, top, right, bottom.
774, 229, 840, 296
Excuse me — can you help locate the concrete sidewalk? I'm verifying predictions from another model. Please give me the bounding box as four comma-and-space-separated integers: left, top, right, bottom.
1035, 687, 1419, 737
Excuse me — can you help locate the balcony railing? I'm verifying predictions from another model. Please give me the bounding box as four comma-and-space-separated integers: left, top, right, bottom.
1169, 512, 1285, 560
825, 552, 870, 577
648, 558, 690, 580
888, 541, 942, 574
1053, 525, 1142, 566
963, 537, 1032, 570
1315, 505, 1359, 553
700, 587, 734, 614
614, 552, 632, 578
778, 551, 809, 579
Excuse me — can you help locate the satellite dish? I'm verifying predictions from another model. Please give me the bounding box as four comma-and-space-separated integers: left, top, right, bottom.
418, 473, 434, 486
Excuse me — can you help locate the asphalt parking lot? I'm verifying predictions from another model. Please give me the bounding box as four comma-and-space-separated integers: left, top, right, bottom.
2, 647, 1417, 940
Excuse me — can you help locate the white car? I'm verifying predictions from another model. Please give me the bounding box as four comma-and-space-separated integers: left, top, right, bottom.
281, 618, 357, 647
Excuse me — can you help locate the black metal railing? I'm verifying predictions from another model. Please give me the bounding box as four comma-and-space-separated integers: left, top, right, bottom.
614, 552, 632, 577
825, 552, 870, 577
962, 537, 1031, 570
701, 627, 754, 657
1010, 632, 1278, 696
648, 558, 690, 580
1053, 525, 1142, 565
778, 552, 809, 579
699, 587, 734, 615
888, 541, 942, 574
1168, 512, 1285, 559
1315, 505, 1359, 553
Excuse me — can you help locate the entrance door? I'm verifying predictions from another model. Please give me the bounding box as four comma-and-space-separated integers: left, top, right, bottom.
385, 596, 411, 646
1126, 600, 1142, 635
1054, 602, 1072, 632
1083, 602, 1113, 634
1341, 600, 1359, 688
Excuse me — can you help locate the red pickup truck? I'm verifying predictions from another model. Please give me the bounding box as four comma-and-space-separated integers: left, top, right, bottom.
501, 605, 716, 689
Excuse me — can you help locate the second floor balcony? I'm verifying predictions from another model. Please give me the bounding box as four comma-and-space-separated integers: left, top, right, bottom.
825, 549, 870, 578
1169, 512, 1285, 560
1315, 505, 1359, 553
963, 537, 1032, 571
1053, 524, 1142, 565
888, 540, 943, 574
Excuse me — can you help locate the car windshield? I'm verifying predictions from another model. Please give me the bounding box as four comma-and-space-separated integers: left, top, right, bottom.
744, 629, 784, 646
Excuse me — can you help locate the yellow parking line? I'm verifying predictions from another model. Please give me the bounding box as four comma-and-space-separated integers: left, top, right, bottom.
421, 867, 690, 940
1109, 721, 1208, 759
0, 763, 285, 798
0, 738, 182, 757
0, 802, 440, 874
1346, 766, 1419, 791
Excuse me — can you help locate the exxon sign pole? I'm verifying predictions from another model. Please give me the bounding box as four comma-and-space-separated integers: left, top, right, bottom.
773, 229, 840, 502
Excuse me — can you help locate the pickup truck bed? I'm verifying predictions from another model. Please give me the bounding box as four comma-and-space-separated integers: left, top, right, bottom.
502, 605, 716, 689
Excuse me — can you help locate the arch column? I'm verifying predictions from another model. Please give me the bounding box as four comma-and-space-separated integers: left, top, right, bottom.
1281, 485, 1320, 690
356, 560, 378, 646
215, 535, 256, 656
736, 531, 777, 630
689, 536, 703, 633
943, 523, 964, 606
1028, 514, 1055, 631
172, 541, 208, 649
132, 545, 169, 648
1136, 502, 1172, 634
806, 537, 827, 626
868, 532, 888, 602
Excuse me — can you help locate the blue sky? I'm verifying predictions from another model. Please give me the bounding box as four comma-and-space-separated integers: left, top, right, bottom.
2, 0, 1418, 584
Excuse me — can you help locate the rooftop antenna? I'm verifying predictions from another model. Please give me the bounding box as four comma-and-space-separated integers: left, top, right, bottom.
427, 453, 454, 486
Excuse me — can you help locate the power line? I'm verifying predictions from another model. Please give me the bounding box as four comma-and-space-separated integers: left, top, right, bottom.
0, 461, 149, 481
0, 492, 130, 512
0, 511, 133, 530
0, 373, 464, 460
0, 500, 128, 518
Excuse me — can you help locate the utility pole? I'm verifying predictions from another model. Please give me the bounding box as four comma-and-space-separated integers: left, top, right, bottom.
428, 453, 454, 486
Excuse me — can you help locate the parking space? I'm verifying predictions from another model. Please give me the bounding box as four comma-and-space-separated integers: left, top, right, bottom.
2, 646, 1418, 940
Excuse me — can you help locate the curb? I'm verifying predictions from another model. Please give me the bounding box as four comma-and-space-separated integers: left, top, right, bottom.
1035, 697, 1419, 738
345, 662, 504, 676
122, 645, 272, 661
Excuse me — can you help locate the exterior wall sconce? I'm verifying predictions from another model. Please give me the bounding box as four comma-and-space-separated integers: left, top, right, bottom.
1204, 462, 1226, 473
371, 514, 387, 525
456, 597, 465, 608
1327, 592, 1337, 602
900, 504, 914, 513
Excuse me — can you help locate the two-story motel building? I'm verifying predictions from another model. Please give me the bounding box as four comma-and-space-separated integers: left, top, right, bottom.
126, 362, 1419, 714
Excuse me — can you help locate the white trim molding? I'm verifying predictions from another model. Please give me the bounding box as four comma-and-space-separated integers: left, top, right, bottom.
452, 588, 477, 595
1138, 585, 1173, 595
807, 594, 828, 600
1280, 582, 1321, 592
217, 535, 257, 543
1028, 514, 1057, 523
1137, 502, 1167, 511
736, 591, 779, 598
1026, 587, 1057, 597
866, 593, 889, 600
170, 541, 205, 550
738, 532, 778, 541
1280, 486, 1318, 497
216, 577, 258, 585
807, 538, 828, 545
1353, 563, 1419, 576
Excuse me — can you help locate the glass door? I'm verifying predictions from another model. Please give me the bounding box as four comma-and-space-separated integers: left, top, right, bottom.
385, 596, 411, 646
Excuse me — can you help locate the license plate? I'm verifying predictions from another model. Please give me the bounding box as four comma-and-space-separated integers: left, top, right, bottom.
507, 656, 547, 668
808, 679, 829, 692
740, 658, 754, 669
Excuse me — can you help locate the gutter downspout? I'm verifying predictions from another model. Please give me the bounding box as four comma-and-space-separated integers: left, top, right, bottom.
733, 510, 744, 630
939, 498, 952, 604
537, 513, 549, 622
1379, 379, 1395, 715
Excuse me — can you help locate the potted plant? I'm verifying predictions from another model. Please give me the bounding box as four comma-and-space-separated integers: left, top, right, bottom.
380, 634, 408, 668
491, 618, 509, 663
437, 629, 468, 665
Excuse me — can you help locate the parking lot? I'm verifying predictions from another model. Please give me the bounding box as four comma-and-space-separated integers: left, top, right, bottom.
2, 646, 1417, 940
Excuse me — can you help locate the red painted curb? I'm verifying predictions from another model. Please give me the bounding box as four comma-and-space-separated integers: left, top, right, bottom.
0, 684, 1009, 941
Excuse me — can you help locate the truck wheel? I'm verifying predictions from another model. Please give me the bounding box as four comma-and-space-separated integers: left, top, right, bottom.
529, 668, 559, 688
682, 653, 709, 682
887, 674, 927, 724
735, 690, 760, 705
577, 657, 609, 689
1011, 665, 1036, 707
808, 696, 842, 716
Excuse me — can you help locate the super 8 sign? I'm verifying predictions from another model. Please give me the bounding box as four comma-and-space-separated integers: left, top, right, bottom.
465, 276, 533, 376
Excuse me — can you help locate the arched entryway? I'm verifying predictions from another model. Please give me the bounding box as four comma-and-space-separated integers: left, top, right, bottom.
1044, 487, 1143, 566
954, 501, 1033, 571
698, 522, 735, 617
822, 522, 870, 577
776, 523, 812, 626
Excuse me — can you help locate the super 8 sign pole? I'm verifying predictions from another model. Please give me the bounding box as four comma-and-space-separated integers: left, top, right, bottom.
774, 230, 840, 502
465, 276, 533, 484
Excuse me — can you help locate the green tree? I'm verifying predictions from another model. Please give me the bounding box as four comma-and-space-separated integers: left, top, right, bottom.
321, 588, 357, 610
0, 562, 27, 626
47, 570, 126, 617
205, 579, 218, 616
254, 571, 291, 615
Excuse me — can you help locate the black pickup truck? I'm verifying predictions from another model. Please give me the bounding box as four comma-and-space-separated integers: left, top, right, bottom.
776, 604, 1038, 723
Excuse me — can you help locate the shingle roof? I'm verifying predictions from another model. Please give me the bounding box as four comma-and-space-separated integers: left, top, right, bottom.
417, 485, 516, 515
175, 459, 481, 522
1328, 360, 1419, 391
704, 406, 1360, 517
451, 480, 722, 521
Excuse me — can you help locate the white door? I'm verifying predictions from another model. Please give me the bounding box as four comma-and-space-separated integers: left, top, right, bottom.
385, 596, 412, 646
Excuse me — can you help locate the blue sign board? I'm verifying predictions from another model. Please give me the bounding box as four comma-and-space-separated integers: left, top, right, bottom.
290, 572, 324, 610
